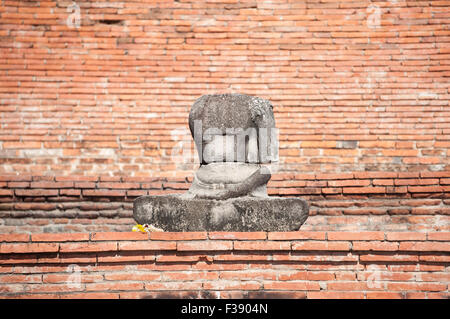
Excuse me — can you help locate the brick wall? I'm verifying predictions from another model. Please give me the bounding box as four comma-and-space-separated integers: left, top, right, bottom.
0, 231, 448, 299
0, 0, 449, 177
1, 1, 449, 234
0, 172, 450, 233
1, 1, 448, 300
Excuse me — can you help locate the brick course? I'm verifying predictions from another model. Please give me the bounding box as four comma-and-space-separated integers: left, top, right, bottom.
0, 172, 449, 233
0, 231, 448, 299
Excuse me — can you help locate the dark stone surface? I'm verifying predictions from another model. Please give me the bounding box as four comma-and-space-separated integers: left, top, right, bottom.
133, 195, 309, 232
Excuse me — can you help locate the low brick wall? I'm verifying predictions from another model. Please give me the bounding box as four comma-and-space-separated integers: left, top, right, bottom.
0, 231, 448, 299
1, 172, 450, 233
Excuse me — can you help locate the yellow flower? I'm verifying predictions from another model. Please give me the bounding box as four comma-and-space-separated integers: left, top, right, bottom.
132, 224, 147, 233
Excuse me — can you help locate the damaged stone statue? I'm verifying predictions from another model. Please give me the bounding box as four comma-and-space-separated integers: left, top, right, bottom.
133, 93, 309, 231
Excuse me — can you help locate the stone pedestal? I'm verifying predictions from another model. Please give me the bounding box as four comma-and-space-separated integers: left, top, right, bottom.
134, 195, 309, 232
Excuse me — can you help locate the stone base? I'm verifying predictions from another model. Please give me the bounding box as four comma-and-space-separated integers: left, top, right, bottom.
133, 195, 309, 232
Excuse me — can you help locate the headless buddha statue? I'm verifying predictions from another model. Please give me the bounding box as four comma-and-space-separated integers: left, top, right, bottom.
184, 93, 278, 200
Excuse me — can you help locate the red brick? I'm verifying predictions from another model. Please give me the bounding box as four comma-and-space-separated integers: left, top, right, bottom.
27, 284, 84, 294
0, 234, 30, 242
233, 241, 291, 251
97, 182, 140, 189
399, 241, 450, 252
118, 241, 176, 251
352, 241, 399, 252
82, 189, 126, 197
315, 173, 354, 180
373, 179, 394, 186
291, 241, 350, 251
366, 292, 403, 299
208, 232, 266, 240
104, 272, 161, 281
30, 181, 74, 188
408, 186, 445, 193
395, 179, 439, 186
0, 189, 13, 196
307, 271, 335, 281
421, 171, 450, 178
268, 231, 325, 240
0, 243, 59, 254
61, 292, 120, 299
327, 232, 385, 241
307, 291, 365, 299
0, 175, 32, 182
150, 232, 207, 241
91, 232, 149, 241
301, 141, 337, 149
176, 241, 232, 252
327, 281, 369, 291
7, 182, 29, 188
60, 189, 81, 196
359, 254, 419, 263
3, 142, 41, 149
427, 232, 450, 241
203, 281, 261, 290
31, 233, 89, 242
166, 271, 218, 281
264, 281, 320, 291
387, 282, 446, 292
343, 187, 386, 194
15, 189, 59, 197
328, 179, 370, 187
354, 172, 397, 179
386, 232, 427, 241
145, 282, 204, 291
98, 254, 155, 264
14, 203, 57, 210
85, 282, 145, 292
277, 271, 308, 281
43, 273, 103, 284
0, 274, 42, 283
59, 242, 117, 253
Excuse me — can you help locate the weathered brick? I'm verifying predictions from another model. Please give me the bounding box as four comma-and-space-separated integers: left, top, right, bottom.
352, 241, 399, 252
59, 242, 117, 253
0, 234, 30, 242
233, 241, 291, 251
118, 241, 176, 251
264, 281, 321, 291
292, 241, 350, 251
82, 189, 126, 197
0, 243, 59, 254
91, 232, 149, 241
268, 231, 325, 241
177, 241, 232, 252
343, 187, 386, 194
386, 232, 427, 241
0, 1, 449, 300
150, 232, 207, 241
15, 189, 59, 197
327, 232, 385, 241
399, 241, 450, 252
307, 291, 365, 299
427, 232, 450, 241
31, 233, 89, 242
